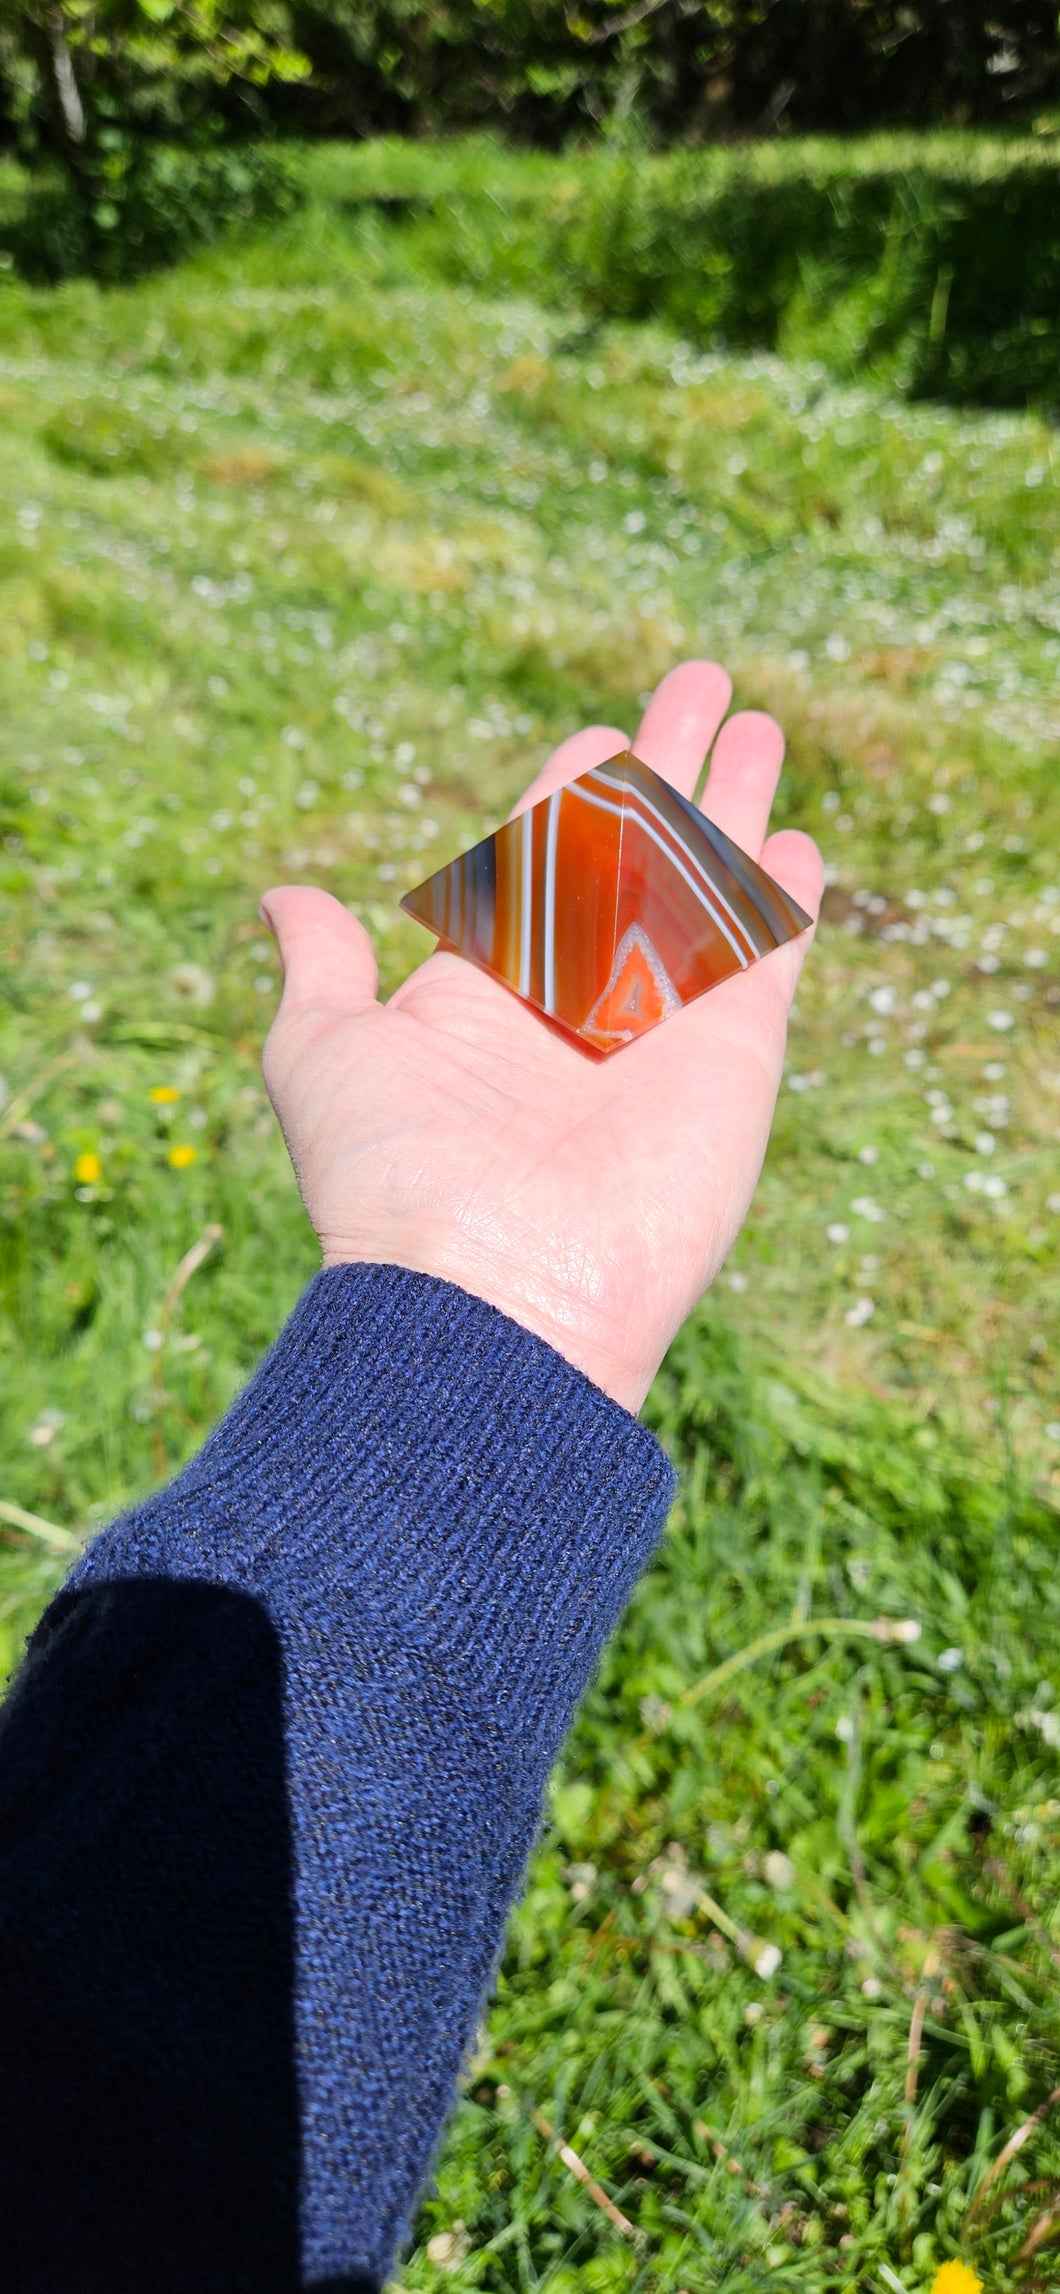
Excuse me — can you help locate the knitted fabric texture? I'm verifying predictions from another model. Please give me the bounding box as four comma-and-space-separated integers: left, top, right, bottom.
0, 1263, 675, 2291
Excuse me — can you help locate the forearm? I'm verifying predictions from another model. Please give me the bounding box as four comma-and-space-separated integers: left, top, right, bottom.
0, 1264, 675, 2291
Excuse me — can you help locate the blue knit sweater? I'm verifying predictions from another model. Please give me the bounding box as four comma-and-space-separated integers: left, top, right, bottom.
0, 1263, 675, 2291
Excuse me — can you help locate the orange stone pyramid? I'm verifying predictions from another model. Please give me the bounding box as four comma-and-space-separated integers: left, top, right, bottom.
400, 750, 811, 1056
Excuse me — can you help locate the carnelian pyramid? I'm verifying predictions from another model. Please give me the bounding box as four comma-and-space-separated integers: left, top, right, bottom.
400, 750, 811, 1055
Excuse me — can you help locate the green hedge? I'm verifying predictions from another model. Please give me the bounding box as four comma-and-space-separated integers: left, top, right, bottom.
316, 133, 1060, 410
2, 143, 301, 284
4, 131, 1058, 408
562, 139, 1060, 409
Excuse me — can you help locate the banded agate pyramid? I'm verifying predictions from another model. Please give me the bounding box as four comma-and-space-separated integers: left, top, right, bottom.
400, 751, 811, 1056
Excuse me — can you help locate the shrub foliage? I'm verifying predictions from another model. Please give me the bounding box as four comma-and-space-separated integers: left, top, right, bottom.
282, 0, 1060, 142
0, 0, 306, 274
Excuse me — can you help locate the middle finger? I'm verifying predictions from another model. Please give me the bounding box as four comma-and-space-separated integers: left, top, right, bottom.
698, 709, 786, 859
631, 658, 733, 797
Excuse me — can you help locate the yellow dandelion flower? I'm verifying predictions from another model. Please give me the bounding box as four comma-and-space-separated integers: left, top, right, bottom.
150, 1086, 180, 1105
74, 1152, 102, 1185
931, 2263, 983, 2294
167, 1144, 196, 1170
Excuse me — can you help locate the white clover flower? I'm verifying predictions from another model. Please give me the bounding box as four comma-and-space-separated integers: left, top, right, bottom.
29, 1409, 66, 1447
426, 2225, 471, 2272
749, 1940, 783, 1979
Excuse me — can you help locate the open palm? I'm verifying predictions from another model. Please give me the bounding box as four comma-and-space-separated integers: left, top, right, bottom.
261, 661, 822, 1412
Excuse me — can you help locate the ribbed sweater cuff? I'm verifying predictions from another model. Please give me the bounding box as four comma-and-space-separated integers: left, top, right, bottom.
73, 1263, 677, 1746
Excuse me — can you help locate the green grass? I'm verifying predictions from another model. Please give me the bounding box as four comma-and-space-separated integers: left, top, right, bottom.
0, 157, 1059, 2292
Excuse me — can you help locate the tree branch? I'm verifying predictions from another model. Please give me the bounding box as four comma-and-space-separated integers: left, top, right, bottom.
45, 6, 86, 146
580, 0, 690, 49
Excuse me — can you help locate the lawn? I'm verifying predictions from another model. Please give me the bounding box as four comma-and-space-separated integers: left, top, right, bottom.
0, 146, 1059, 2292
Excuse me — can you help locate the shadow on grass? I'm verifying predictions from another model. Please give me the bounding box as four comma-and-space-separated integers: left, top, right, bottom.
0, 148, 301, 287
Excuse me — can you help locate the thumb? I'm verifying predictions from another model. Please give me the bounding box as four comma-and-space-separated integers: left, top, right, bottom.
258, 886, 378, 1015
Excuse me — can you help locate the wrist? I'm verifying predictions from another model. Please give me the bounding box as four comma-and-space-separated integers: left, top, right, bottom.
319, 1241, 658, 1415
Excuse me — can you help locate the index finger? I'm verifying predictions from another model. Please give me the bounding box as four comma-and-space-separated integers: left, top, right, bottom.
510, 723, 629, 818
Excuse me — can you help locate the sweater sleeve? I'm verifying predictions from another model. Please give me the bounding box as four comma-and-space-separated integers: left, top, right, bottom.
0, 1262, 675, 2294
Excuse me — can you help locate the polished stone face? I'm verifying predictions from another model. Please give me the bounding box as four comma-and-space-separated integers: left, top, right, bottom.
400, 750, 812, 1056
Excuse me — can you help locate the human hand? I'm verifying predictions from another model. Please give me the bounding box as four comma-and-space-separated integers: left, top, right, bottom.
260, 661, 822, 1413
